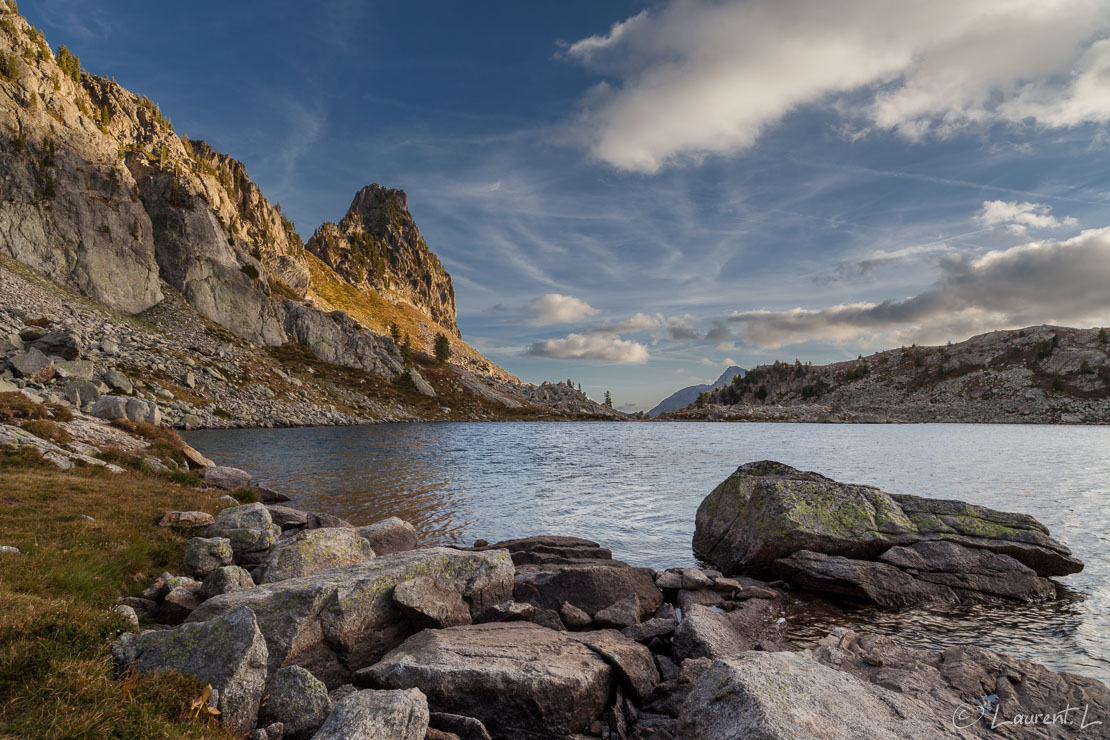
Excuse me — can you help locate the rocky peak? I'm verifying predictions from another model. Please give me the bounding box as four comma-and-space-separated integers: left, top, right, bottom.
307, 184, 458, 336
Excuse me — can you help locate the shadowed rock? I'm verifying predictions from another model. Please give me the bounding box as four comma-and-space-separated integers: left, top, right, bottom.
260, 665, 332, 739
187, 547, 513, 687
356, 622, 613, 738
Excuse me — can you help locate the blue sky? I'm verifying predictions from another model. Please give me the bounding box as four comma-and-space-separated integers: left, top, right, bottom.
25, 0, 1110, 410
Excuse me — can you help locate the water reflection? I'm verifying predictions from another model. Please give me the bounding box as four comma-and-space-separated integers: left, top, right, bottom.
184, 421, 1110, 682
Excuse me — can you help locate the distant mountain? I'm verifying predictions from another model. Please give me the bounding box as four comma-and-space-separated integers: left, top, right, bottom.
648, 366, 745, 417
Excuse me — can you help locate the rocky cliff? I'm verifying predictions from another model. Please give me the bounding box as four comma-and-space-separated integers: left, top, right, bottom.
307, 185, 457, 336
668, 326, 1110, 423
0, 5, 528, 410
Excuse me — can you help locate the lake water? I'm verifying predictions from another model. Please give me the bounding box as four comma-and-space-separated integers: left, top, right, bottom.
184, 421, 1110, 682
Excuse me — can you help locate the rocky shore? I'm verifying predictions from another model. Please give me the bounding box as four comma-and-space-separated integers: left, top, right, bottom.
104, 459, 1108, 739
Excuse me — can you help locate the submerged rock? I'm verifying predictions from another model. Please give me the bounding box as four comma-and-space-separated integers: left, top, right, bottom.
186, 547, 513, 687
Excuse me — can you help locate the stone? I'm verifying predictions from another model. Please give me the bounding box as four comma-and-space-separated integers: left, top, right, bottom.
204, 465, 253, 490
261, 665, 332, 739
181, 413, 203, 429
0, 545, 22, 556
481, 534, 613, 566
357, 622, 613, 738
407, 368, 436, 397
111, 606, 268, 735
560, 601, 592, 629
216, 495, 239, 507
266, 504, 310, 530
111, 604, 139, 630
31, 330, 83, 360
199, 565, 256, 600
54, 360, 94, 380
658, 567, 713, 591
18, 326, 48, 342
621, 615, 678, 643
356, 517, 418, 555
878, 539, 1057, 602
593, 595, 642, 628
158, 586, 199, 624
672, 602, 779, 661
182, 536, 234, 579
187, 548, 514, 687
158, 511, 215, 528
203, 503, 280, 566
63, 380, 102, 407
677, 651, 954, 739
694, 461, 1083, 579
810, 627, 1110, 739
429, 712, 492, 740
312, 688, 428, 740
10, 348, 53, 381
120, 596, 159, 618
254, 527, 376, 584
393, 575, 471, 628
514, 562, 662, 621
90, 395, 160, 424
567, 629, 660, 702
475, 600, 538, 624
254, 483, 292, 503
101, 368, 133, 394
181, 443, 214, 469
99, 338, 119, 355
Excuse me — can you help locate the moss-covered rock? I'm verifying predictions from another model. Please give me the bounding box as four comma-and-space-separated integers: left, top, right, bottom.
693, 461, 1081, 578
254, 527, 375, 584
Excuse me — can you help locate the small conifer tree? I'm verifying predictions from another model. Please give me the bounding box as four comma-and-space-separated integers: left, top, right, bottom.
434, 333, 451, 364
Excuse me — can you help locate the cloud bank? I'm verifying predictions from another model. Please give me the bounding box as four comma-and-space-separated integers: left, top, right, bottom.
527, 333, 650, 363
562, 0, 1110, 172
728, 227, 1110, 347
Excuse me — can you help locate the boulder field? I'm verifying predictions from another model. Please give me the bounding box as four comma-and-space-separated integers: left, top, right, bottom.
108, 461, 1108, 739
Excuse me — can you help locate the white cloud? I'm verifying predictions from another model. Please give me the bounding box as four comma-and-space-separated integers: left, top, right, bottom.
726, 227, 1110, 347
588, 312, 661, 334
525, 293, 600, 326
698, 356, 737, 367
562, 0, 1110, 172
527, 333, 650, 363
977, 200, 1078, 235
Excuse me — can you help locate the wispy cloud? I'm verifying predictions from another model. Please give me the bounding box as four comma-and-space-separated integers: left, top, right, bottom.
977, 200, 1078, 235
561, 0, 1110, 172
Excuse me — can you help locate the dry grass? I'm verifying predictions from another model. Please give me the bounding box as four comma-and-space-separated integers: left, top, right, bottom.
0, 451, 235, 738
19, 419, 71, 445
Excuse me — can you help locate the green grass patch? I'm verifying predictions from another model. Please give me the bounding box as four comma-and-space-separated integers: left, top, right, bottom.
0, 453, 234, 737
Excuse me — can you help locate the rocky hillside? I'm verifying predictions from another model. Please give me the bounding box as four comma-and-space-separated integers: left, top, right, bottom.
648, 365, 744, 417
667, 325, 1110, 423
0, 5, 615, 420
307, 185, 457, 335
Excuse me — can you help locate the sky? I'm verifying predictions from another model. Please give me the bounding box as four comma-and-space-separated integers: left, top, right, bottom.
24, 0, 1110, 411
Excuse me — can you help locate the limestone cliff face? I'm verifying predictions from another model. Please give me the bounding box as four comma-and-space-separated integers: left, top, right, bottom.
307, 185, 459, 336
0, 4, 503, 387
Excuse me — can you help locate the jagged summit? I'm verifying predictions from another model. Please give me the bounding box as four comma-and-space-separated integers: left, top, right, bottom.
307, 184, 458, 335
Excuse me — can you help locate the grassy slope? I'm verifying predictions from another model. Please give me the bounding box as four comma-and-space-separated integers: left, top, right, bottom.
0, 445, 235, 738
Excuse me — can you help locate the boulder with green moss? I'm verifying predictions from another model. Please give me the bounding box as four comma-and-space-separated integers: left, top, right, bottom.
693, 461, 1081, 577
186, 547, 514, 687
111, 606, 268, 735
253, 527, 376, 584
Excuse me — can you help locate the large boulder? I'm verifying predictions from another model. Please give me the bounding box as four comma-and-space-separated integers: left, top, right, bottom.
9, 348, 54, 381
30, 329, 83, 360
204, 465, 253, 490
357, 517, 418, 555
203, 503, 280, 566
312, 688, 429, 740
393, 575, 471, 628
182, 536, 234, 579
677, 651, 955, 739
501, 536, 661, 623
693, 461, 1082, 578
111, 606, 267, 735
811, 627, 1110, 739
260, 665, 332, 739
773, 540, 1057, 609
253, 527, 376, 583
356, 622, 614, 738
90, 395, 160, 425
186, 547, 514, 687
672, 601, 779, 661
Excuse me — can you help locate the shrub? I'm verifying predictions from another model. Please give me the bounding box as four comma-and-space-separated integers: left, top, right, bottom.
433, 332, 451, 364
1100, 328, 1109, 344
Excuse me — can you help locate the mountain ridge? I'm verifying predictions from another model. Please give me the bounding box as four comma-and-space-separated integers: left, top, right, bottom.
648, 365, 744, 417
